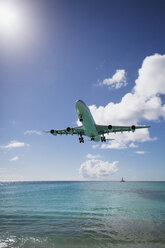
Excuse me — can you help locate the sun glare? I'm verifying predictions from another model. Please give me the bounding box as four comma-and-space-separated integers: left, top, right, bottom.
0, 0, 44, 54
0, 1, 22, 37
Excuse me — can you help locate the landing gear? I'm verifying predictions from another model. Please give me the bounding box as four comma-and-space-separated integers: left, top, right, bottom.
91, 137, 94, 141
79, 137, 84, 143
101, 136, 106, 142
79, 114, 83, 122
79, 134, 84, 143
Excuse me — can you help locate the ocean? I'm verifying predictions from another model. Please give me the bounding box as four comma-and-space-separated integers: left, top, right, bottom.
0, 181, 165, 248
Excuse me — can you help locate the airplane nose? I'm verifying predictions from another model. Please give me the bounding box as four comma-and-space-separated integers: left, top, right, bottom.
75, 100, 85, 114
76, 100, 82, 108
75, 100, 85, 113
76, 100, 85, 105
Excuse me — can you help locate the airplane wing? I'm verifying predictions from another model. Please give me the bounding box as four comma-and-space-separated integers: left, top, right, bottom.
96, 124, 150, 135
45, 126, 85, 136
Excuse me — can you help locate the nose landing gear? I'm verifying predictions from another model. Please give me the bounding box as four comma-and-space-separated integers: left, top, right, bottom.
101, 136, 106, 142
79, 114, 83, 122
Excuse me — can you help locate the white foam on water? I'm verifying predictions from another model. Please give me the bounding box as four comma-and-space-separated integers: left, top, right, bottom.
0, 242, 7, 248
0, 237, 15, 248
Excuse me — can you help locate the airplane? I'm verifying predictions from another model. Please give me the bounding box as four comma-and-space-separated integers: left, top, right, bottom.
45, 100, 150, 143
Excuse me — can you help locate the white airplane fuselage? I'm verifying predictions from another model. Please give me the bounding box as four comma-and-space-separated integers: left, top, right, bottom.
75, 100, 100, 142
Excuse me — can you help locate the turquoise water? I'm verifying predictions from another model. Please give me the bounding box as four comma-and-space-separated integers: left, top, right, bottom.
0, 181, 165, 248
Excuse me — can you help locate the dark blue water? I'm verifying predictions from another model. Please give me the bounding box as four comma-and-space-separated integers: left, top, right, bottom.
0, 181, 165, 248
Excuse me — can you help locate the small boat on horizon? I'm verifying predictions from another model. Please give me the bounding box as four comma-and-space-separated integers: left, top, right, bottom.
121, 177, 125, 182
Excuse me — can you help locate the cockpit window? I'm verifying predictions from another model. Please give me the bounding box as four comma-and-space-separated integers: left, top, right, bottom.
77, 100, 85, 105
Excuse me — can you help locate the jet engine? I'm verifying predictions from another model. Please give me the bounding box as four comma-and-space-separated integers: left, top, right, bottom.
108, 125, 113, 130
66, 127, 71, 132
50, 129, 57, 135
131, 125, 136, 132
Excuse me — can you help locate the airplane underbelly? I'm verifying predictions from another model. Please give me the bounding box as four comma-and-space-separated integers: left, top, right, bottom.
83, 115, 99, 138
76, 100, 100, 141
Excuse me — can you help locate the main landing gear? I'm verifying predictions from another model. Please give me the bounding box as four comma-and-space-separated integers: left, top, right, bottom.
79, 134, 84, 143
101, 136, 106, 142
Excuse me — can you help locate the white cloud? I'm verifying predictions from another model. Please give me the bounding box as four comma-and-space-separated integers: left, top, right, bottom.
100, 128, 156, 150
24, 130, 41, 135
129, 142, 138, 148
101, 69, 127, 89
79, 158, 118, 179
86, 154, 101, 159
101, 139, 127, 150
135, 151, 146, 155
92, 144, 100, 149
90, 54, 165, 149
134, 54, 165, 99
0, 140, 29, 149
9, 156, 19, 161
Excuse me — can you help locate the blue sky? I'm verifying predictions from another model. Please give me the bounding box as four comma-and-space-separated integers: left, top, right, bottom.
0, 0, 165, 181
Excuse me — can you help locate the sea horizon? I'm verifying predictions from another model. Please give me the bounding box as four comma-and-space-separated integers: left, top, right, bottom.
0, 180, 165, 183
